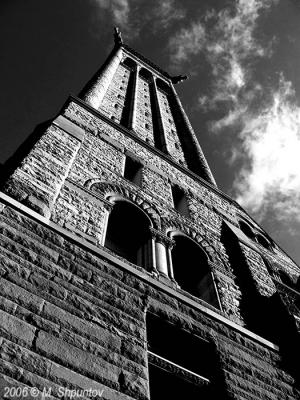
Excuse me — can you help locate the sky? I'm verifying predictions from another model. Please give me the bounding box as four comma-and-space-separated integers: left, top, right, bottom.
1, 0, 300, 264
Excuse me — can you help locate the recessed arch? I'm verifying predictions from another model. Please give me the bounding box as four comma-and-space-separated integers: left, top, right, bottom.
87, 180, 161, 229
169, 231, 219, 307
104, 199, 152, 268
107, 195, 153, 227
162, 217, 221, 265
239, 220, 255, 239
256, 233, 272, 249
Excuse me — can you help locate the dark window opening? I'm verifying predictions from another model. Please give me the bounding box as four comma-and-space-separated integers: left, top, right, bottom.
256, 234, 271, 249
124, 156, 142, 186
171, 236, 219, 307
239, 220, 255, 239
105, 201, 151, 268
171, 185, 189, 217
147, 314, 213, 400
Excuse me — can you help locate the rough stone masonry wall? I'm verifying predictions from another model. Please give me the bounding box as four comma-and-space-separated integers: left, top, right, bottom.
0, 202, 299, 400
156, 88, 187, 165
99, 64, 131, 124
60, 100, 300, 325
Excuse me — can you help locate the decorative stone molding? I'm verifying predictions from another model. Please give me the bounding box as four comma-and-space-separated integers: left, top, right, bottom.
88, 180, 161, 229
162, 217, 221, 264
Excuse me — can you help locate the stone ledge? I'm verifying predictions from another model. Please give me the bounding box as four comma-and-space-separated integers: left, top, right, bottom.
0, 191, 279, 351
99, 132, 125, 152
53, 115, 85, 142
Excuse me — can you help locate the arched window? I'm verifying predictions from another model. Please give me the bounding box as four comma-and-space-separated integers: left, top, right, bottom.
171, 235, 219, 307
256, 233, 271, 249
105, 200, 151, 268
239, 220, 255, 240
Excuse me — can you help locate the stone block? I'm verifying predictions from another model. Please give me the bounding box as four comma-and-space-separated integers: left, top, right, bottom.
0, 309, 36, 346
35, 331, 120, 387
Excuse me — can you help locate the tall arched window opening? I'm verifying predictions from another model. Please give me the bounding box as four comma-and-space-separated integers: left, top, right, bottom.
171, 235, 219, 307
105, 201, 151, 268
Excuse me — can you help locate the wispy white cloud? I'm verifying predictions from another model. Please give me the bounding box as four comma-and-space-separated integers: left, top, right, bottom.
169, 22, 206, 63
152, 0, 186, 30
234, 76, 300, 226
169, 0, 300, 229
89, 0, 132, 34
89, 0, 185, 37
170, 0, 277, 114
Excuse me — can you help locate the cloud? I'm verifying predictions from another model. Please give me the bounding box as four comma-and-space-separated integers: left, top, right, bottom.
169, 0, 300, 229
152, 0, 186, 30
234, 76, 300, 226
89, 0, 131, 34
89, 0, 185, 37
169, 22, 206, 63
169, 0, 277, 114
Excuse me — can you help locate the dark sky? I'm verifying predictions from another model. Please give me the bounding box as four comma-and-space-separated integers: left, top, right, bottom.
1, 0, 300, 264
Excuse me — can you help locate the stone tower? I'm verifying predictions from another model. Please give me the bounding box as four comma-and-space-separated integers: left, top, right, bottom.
0, 29, 299, 399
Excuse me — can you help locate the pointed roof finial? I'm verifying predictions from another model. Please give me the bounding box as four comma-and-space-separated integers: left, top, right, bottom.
170, 75, 188, 84
114, 27, 123, 46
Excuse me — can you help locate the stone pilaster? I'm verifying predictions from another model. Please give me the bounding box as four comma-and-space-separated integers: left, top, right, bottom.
169, 83, 217, 187
82, 46, 123, 110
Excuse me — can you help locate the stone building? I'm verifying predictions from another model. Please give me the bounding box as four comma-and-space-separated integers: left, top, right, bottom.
0, 29, 299, 399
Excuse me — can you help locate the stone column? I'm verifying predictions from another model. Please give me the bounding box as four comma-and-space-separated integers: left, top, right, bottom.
169, 83, 217, 187
128, 64, 140, 130
100, 201, 114, 246
81, 46, 123, 110
167, 242, 175, 280
149, 76, 168, 152
150, 228, 175, 278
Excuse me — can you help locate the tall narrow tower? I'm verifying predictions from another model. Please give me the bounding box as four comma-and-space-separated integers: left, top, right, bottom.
0, 30, 299, 400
